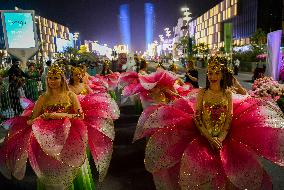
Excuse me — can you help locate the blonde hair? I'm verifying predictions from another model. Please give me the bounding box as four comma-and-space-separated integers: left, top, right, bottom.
45, 65, 70, 96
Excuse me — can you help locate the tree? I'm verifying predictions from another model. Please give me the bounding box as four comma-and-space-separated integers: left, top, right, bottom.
64, 47, 79, 60
196, 42, 209, 58
250, 28, 267, 54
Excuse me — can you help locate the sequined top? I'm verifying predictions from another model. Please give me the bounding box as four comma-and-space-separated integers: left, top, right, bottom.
79, 88, 88, 95
43, 102, 72, 113
202, 98, 228, 137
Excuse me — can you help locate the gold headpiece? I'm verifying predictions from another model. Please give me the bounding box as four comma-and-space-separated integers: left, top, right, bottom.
71, 66, 84, 75
169, 63, 177, 71
207, 56, 224, 72
104, 60, 110, 66
47, 64, 64, 77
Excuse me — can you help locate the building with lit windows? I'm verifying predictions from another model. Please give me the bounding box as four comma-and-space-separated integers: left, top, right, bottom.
193, 0, 283, 49
35, 16, 72, 59
0, 9, 73, 61
114, 45, 129, 54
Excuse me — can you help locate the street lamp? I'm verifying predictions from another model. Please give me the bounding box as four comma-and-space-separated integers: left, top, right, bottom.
181, 7, 192, 25
164, 27, 171, 38
159, 35, 164, 42
181, 7, 189, 12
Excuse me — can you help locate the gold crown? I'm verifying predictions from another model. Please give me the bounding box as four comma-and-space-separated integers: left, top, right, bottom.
71, 66, 84, 75
47, 64, 64, 77
104, 60, 110, 66
207, 56, 224, 72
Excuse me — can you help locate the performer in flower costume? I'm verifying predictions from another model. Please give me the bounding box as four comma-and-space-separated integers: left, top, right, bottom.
98, 61, 120, 100
0, 64, 88, 190
133, 56, 284, 190
69, 65, 120, 185
86, 61, 120, 99
69, 66, 93, 95
119, 68, 192, 109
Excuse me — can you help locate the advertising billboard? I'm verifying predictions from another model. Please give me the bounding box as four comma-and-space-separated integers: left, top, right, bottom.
2, 12, 36, 48
1, 10, 38, 65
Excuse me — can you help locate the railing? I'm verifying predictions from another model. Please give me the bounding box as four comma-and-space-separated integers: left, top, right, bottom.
0, 77, 45, 120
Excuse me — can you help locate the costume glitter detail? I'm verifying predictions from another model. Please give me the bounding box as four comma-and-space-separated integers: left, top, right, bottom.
119, 69, 191, 109
0, 97, 87, 187
202, 98, 228, 137
208, 56, 224, 72
47, 64, 64, 78
71, 66, 85, 76
133, 96, 284, 190
79, 88, 89, 95
43, 102, 72, 113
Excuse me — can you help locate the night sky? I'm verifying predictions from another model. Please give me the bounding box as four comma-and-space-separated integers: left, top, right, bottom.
1, 0, 221, 51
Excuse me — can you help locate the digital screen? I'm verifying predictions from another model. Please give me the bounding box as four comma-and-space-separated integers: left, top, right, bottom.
56, 37, 73, 52
3, 12, 36, 48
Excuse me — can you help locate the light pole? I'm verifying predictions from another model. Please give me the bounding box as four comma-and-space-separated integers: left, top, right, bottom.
159, 35, 165, 56
181, 7, 192, 58
73, 32, 79, 49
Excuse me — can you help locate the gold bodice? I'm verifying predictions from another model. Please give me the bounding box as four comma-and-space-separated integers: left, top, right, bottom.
43, 102, 72, 113
79, 88, 88, 95
202, 98, 228, 137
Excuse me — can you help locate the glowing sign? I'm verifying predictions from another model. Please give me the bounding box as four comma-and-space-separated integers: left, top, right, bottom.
2, 12, 36, 48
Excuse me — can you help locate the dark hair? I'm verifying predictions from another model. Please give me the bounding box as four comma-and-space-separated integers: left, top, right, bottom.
101, 63, 111, 76
205, 56, 233, 91
46, 60, 51, 67
11, 57, 19, 64
140, 60, 147, 70
28, 62, 35, 68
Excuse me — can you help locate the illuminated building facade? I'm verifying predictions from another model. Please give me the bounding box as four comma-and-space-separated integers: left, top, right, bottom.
193, 0, 283, 49
35, 16, 71, 59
